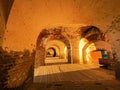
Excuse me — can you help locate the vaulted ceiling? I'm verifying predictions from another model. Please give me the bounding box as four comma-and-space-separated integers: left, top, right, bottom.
3, 0, 120, 51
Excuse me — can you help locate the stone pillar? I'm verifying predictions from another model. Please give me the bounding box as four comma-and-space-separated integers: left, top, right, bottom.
71, 39, 80, 64
67, 46, 72, 63
35, 47, 45, 68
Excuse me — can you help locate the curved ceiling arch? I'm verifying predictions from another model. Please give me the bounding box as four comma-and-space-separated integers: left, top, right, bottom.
35, 27, 72, 67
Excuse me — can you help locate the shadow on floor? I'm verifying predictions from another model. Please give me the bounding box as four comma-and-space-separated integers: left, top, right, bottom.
28, 80, 120, 90
30, 64, 120, 90
34, 68, 115, 83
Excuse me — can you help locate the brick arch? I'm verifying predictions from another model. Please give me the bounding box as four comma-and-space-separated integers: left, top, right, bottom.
80, 25, 112, 64
35, 28, 72, 67
81, 25, 105, 41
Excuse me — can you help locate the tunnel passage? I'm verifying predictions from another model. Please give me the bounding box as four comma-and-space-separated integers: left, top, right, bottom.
0, 0, 120, 89
46, 40, 68, 59
35, 27, 71, 67
46, 47, 56, 57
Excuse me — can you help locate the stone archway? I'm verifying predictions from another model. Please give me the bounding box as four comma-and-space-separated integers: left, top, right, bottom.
79, 26, 102, 64
35, 28, 71, 67
80, 25, 113, 64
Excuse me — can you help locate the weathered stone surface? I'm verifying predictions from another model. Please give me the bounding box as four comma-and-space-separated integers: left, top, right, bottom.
0, 47, 34, 89
115, 61, 120, 80
0, 0, 120, 90
0, 0, 14, 46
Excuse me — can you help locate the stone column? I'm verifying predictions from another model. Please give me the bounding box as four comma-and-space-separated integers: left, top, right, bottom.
71, 39, 80, 64
35, 47, 45, 68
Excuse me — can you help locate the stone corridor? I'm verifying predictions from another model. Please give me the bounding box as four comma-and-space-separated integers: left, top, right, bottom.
0, 0, 120, 90
28, 62, 120, 90
34, 64, 114, 83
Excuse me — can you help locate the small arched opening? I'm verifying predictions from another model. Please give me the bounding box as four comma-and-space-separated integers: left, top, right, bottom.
46, 47, 56, 57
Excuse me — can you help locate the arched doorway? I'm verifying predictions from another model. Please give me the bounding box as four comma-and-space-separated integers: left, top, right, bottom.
82, 41, 112, 64
79, 26, 113, 65
35, 28, 71, 67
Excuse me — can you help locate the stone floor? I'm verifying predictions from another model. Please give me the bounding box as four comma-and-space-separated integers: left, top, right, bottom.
27, 59, 120, 90
28, 80, 120, 90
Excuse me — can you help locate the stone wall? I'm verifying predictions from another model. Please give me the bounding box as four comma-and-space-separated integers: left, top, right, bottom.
0, 3, 6, 46
105, 15, 120, 80
0, 49, 34, 90
0, 0, 14, 46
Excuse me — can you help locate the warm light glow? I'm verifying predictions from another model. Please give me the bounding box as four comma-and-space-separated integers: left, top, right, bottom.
79, 38, 89, 64
34, 64, 100, 76
86, 43, 96, 64
91, 51, 102, 64
64, 46, 67, 59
